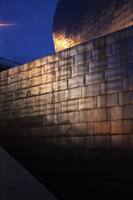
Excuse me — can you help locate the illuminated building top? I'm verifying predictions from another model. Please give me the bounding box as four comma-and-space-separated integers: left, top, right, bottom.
53, 0, 133, 52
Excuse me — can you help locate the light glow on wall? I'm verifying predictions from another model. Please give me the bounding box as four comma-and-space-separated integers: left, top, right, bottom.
53, 30, 82, 52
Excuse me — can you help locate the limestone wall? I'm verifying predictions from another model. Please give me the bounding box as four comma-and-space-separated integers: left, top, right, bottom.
0, 26, 133, 149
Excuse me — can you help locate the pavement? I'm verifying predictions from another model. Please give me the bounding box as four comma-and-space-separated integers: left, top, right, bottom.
0, 146, 58, 200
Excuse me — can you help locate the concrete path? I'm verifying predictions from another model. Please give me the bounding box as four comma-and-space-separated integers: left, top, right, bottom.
0, 147, 58, 200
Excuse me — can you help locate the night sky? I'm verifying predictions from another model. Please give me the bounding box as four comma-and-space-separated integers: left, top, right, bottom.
0, 0, 58, 64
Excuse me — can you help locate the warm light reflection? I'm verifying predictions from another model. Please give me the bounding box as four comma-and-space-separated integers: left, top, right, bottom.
53, 30, 82, 52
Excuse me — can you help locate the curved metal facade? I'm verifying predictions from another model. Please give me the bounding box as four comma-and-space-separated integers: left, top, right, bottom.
53, 0, 133, 52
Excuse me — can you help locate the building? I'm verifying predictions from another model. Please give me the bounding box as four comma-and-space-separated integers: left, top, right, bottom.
0, 1, 133, 199
53, 0, 133, 52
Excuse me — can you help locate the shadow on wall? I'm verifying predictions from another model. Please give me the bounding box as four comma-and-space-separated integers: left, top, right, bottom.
0, 115, 133, 199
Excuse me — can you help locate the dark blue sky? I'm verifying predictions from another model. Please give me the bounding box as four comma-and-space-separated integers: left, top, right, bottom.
0, 0, 58, 64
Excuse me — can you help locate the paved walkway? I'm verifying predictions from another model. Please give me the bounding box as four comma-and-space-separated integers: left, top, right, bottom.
0, 147, 58, 200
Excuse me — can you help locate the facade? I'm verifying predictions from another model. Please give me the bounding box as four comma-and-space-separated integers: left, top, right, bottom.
53, 0, 133, 52
0, 26, 133, 199
0, 1, 133, 198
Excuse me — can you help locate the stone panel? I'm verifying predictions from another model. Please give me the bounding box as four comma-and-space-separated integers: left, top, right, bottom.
9, 74, 19, 83
18, 64, 28, 72
4, 93, 14, 102
67, 112, 79, 124
58, 113, 68, 125
78, 64, 89, 76
28, 61, 35, 70
34, 58, 41, 68
93, 135, 111, 150
19, 71, 29, 81
87, 123, 94, 135
111, 134, 131, 149
47, 54, 59, 63
15, 90, 26, 100
41, 73, 55, 84
71, 67, 78, 77
89, 59, 107, 73
8, 67, 18, 76
45, 114, 55, 126
61, 101, 68, 113
0, 78, 8, 86
44, 62, 55, 74
53, 80, 67, 92
40, 56, 48, 65
24, 97, 36, 107
75, 51, 91, 65
128, 76, 133, 90
77, 41, 93, 53
60, 125, 72, 136
128, 50, 133, 64
92, 48, 106, 59
46, 104, 54, 115
51, 91, 65, 103
93, 108, 107, 122
31, 77, 41, 86
68, 75, 84, 88
36, 94, 50, 105
98, 94, 119, 108
26, 87, 39, 97
97, 95, 107, 108
17, 79, 31, 89
79, 110, 94, 123
28, 116, 43, 127
82, 83, 101, 98
86, 72, 105, 85
79, 97, 97, 110
67, 100, 79, 112
111, 120, 132, 134
107, 93, 119, 107
72, 123, 88, 136
105, 67, 126, 81
0, 95, 4, 103
0, 71, 8, 80
8, 83, 17, 92
54, 102, 62, 114
127, 63, 133, 75
119, 91, 133, 105
59, 57, 74, 68
40, 83, 53, 94
56, 68, 70, 80
61, 100, 79, 113
29, 67, 41, 78
101, 79, 123, 94
65, 88, 82, 101
110, 106, 124, 120
124, 104, 133, 119
93, 121, 111, 134
108, 53, 127, 68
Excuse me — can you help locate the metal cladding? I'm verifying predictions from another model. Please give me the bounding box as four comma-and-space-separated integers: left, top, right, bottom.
53, 0, 133, 52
